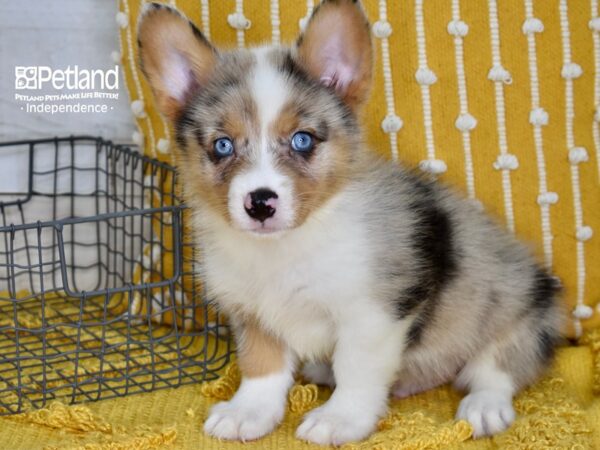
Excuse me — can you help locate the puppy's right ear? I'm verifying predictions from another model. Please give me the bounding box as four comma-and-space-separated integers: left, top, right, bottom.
137, 3, 216, 120
296, 0, 372, 110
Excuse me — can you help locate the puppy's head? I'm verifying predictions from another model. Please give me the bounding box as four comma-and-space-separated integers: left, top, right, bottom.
138, 0, 372, 236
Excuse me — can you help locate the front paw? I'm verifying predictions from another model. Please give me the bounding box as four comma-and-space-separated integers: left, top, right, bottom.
204, 400, 283, 441
296, 403, 377, 445
456, 390, 515, 438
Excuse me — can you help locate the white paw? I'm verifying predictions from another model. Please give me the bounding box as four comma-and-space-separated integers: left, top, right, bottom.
301, 361, 336, 388
296, 403, 377, 445
204, 400, 283, 441
456, 390, 516, 438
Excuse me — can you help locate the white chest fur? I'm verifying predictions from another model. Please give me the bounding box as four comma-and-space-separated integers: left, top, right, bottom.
197, 193, 372, 360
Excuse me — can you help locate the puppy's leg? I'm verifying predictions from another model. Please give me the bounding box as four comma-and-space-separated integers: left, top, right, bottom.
392, 376, 449, 399
301, 361, 335, 388
296, 309, 404, 445
455, 307, 560, 438
204, 318, 294, 441
455, 351, 516, 438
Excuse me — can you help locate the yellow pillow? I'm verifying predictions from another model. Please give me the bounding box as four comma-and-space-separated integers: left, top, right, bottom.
118, 0, 600, 338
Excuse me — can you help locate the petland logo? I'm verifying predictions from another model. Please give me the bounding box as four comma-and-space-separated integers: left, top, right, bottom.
14, 65, 120, 114
15, 66, 119, 90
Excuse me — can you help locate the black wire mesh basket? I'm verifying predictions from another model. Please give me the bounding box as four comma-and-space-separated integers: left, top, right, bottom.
0, 136, 231, 415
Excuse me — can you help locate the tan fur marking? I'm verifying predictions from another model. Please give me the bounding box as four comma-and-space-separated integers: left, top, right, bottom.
236, 318, 286, 378
221, 94, 259, 140
270, 104, 301, 139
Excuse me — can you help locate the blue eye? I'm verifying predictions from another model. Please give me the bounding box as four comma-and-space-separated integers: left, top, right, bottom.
213, 137, 234, 158
291, 132, 315, 153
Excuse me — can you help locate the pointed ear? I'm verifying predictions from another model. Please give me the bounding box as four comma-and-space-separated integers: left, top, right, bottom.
137, 3, 216, 120
296, 0, 373, 109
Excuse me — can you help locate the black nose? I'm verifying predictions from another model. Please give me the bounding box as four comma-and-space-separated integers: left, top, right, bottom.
245, 188, 278, 222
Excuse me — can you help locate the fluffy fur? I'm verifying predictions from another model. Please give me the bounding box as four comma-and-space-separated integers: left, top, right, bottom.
138, 1, 563, 444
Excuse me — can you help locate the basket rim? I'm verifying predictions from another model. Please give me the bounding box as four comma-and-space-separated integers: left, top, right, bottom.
0, 135, 184, 234
0, 135, 175, 170
0, 205, 183, 233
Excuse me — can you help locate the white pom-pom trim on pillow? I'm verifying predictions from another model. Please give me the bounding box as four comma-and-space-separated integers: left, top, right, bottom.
227, 12, 251, 30
132, 131, 143, 146
381, 114, 403, 133
415, 68, 437, 85
572, 304, 594, 320
455, 113, 477, 131
116, 12, 128, 29
576, 226, 593, 242
419, 159, 447, 175
447, 20, 468, 37
493, 154, 519, 170
529, 108, 549, 126
568, 147, 589, 165
589, 17, 600, 31
131, 100, 146, 118
561, 62, 583, 79
157, 138, 170, 154
372, 20, 392, 38
488, 65, 512, 84
299, 16, 310, 31
522, 17, 544, 34
537, 192, 559, 206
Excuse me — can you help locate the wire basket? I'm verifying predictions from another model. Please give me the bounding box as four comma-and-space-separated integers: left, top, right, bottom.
0, 136, 231, 415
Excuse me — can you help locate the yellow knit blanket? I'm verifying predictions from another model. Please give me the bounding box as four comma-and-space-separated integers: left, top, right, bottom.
2, 330, 599, 450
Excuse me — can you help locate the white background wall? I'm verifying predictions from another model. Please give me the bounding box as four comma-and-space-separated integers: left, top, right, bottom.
0, 0, 136, 200
0, 0, 135, 141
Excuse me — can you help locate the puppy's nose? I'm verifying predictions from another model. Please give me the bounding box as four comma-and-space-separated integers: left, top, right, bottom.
245, 189, 278, 222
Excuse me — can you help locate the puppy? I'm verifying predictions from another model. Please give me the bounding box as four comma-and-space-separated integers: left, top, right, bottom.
138, 1, 563, 445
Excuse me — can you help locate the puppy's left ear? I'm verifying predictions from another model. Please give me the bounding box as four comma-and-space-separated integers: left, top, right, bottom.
296, 0, 373, 110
